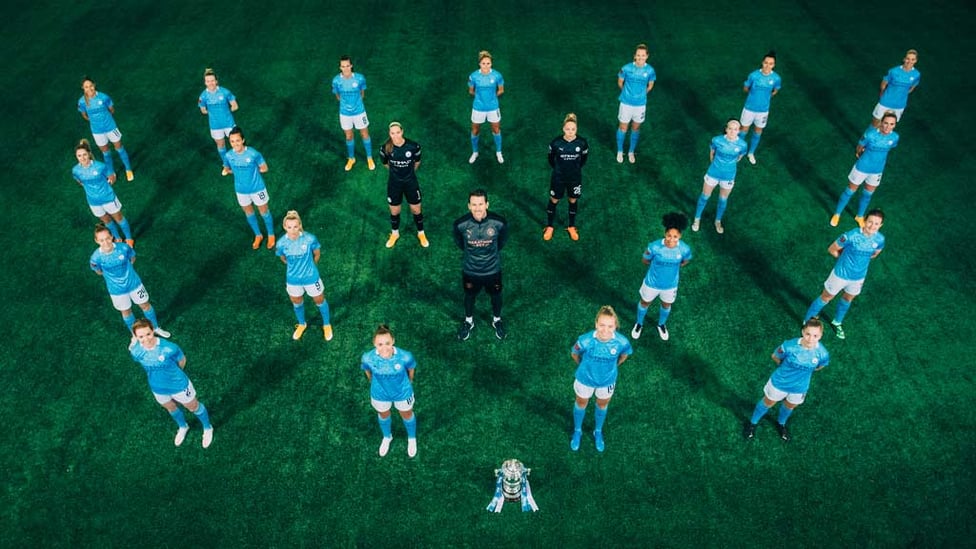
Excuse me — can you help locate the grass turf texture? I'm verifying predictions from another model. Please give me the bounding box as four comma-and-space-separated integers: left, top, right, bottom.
2, 0, 974, 546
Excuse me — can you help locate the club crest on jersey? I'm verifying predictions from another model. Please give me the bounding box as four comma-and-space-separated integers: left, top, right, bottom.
486, 228, 496, 236
405, 151, 412, 158
300, 244, 307, 251
575, 146, 580, 152
394, 363, 402, 371
158, 354, 166, 362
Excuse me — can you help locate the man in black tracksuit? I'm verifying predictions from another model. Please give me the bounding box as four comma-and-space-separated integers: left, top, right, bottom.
452, 189, 509, 340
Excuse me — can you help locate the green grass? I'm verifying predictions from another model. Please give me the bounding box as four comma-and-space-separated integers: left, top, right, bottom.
2, 0, 974, 546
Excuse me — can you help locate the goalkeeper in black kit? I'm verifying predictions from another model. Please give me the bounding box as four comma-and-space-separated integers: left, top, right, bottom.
452, 189, 509, 341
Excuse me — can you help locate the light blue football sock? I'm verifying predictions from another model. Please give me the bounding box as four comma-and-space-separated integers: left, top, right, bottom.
143, 306, 159, 329
470, 133, 479, 153
117, 146, 132, 172
261, 211, 274, 236
856, 190, 874, 218
193, 402, 212, 429
102, 149, 115, 174
404, 416, 417, 439
363, 138, 373, 158
217, 146, 228, 167
123, 312, 136, 331
594, 405, 608, 431
804, 297, 828, 322
628, 130, 640, 153
378, 415, 392, 438
834, 298, 853, 323
750, 400, 770, 424
749, 133, 762, 155
118, 217, 132, 240
573, 403, 586, 431
695, 193, 709, 219
616, 129, 626, 153
636, 304, 649, 325
658, 306, 671, 327
169, 408, 188, 428
317, 300, 331, 325
493, 132, 502, 152
293, 304, 306, 325
345, 139, 355, 159
777, 405, 793, 426
245, 213, 261, 236
716, 197, 728, 222
835, 188, 855, 216
106, 220, 122, 240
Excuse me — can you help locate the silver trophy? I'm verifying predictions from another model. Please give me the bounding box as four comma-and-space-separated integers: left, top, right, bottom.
486, 459, 539, 512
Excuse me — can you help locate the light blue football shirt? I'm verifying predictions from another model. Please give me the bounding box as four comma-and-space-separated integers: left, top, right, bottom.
90, 242, 142, 295
769, 338, 830, 394
707, 135, 748, 181
468, 69, 504, 111
332, 73, 367, 115
832, 228, 885, 281
198, 86, 236, 129
573, 331, 632, 388
276, 232, 322, 286
743, 69, 782, 113
131, 339, 189, 395
77, 91, 118, 134
225, 147, 267, 194
618, 62, 656, 106
855, 128, 899, 174
73, 160, 117, 205
643, 239, 692, 290
362, 347, 416, 402
880, 66, 920, 110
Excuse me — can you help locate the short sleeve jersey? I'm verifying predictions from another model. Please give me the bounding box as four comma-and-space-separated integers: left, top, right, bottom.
642, 239, 692, 290
707, 135, 748, 181
130, 339, 189, 395
618, 62, 656, 106
743, 69, 782, 113
880, 66, 920, 110
832, 228, 885, 281
573, 331, 633, 388
331, 72, 367, 116
769, 338, 830, 394
73, 160, 117, 205
198, 87, 236, 129
855, 128, 899, 174
90, 242, 142, 295
225, 147, 267, 194
469, 69, 504, 112
78, 92, 118, 134
361, 347, 416, 402
549, 136, 589, 182
379, 139, 422, 187
276, 232, 322, 286
453, 212, 508, 276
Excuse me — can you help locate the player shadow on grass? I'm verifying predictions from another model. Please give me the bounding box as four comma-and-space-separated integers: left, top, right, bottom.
776, 134, 839, 214
786, 55, 864, 142
159, 245, 246, 320
718, 232, 809, 323
208, 344, 305, 423
660, 351, 755, 416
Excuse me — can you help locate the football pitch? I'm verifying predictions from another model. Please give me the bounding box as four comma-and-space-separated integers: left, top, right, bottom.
2, 0, 974, 546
